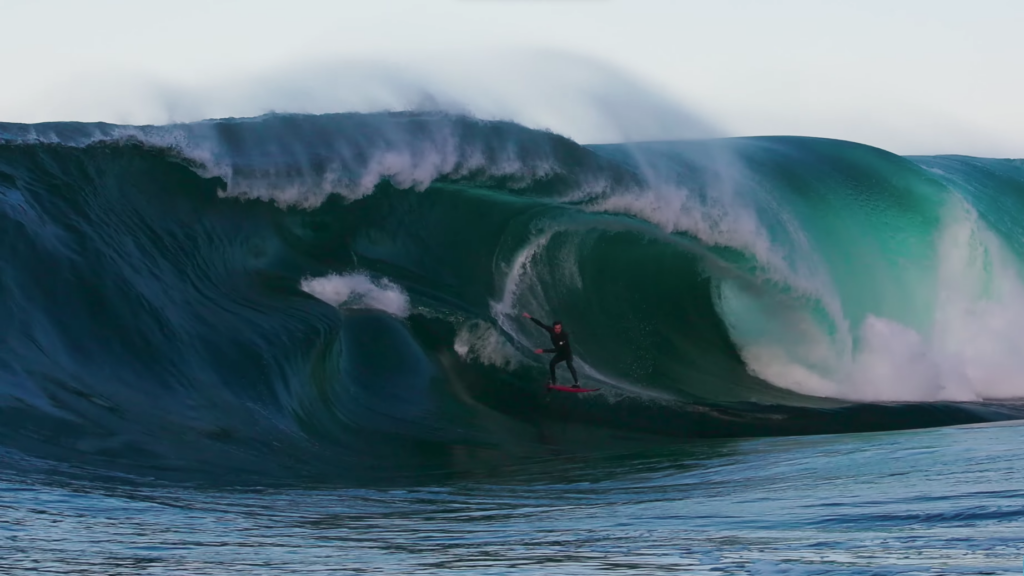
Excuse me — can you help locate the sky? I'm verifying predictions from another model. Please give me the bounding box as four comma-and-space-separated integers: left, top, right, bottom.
2, 0, 1021, 157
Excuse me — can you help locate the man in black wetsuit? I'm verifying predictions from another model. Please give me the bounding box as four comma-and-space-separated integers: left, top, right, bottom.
522, 312, 580, 388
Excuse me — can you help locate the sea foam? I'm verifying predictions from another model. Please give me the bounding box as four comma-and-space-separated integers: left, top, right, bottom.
300, 273, 410, 317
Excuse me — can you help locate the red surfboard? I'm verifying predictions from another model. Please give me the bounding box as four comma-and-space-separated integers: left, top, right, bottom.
546, 384, 600, 393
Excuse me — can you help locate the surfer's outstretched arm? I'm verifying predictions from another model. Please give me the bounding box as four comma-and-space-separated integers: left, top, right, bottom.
522, 312, 552, 332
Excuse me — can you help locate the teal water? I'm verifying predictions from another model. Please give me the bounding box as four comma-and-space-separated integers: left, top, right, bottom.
1, 112, 1023, 573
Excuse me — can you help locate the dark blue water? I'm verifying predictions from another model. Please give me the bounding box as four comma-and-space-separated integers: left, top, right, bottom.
2, 112, 1024, 574
4, 420, 1023, 574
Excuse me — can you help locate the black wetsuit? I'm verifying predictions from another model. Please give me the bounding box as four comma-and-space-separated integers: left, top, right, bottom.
529, 317, 579, 385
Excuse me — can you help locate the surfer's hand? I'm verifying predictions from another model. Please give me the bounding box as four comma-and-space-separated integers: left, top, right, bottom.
522, 312, 531, 318
534, 348, 543, 354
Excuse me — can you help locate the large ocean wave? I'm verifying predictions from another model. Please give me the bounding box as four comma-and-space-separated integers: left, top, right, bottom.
2, 112, 1023, 484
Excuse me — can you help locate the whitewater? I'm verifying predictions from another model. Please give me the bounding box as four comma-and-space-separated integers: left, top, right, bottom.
2, 112, 1023, 574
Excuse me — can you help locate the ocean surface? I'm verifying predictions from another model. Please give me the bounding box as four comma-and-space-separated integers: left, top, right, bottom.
1, 112, 1023, 574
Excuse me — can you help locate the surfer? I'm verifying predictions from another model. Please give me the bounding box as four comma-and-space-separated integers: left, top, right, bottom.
522, 312, 580, 388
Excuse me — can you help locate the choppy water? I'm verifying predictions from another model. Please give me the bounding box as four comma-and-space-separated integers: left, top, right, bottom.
4, 420, 1023, 575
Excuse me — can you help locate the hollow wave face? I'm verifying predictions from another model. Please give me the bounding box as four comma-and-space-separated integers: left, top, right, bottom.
1, 113, 1022, 485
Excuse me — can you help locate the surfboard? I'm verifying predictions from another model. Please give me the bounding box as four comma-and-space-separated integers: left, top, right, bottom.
546, 384, 600, 393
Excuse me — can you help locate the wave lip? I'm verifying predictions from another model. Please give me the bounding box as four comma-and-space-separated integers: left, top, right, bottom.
1, 111, 641, 207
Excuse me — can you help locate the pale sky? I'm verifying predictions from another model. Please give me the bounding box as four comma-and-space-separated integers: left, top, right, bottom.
2, 0, 1022, 157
